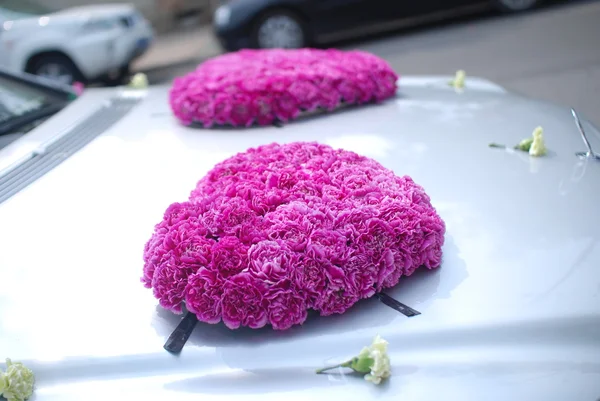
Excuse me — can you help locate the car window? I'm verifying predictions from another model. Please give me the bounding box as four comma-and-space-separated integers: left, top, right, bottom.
0, 0, 54, 18
0, 77, 49, 123
0, 70, 71, 147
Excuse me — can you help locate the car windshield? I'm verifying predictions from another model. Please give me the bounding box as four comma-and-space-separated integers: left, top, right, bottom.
0, 0, 54, 19
0, 70, 71, 149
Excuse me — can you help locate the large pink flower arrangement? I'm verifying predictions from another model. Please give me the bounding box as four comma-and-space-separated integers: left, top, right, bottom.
169, 49, 398, 127
142, 142, 445, 330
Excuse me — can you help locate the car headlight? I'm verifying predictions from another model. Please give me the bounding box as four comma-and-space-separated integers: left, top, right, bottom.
214, 5, 231, 27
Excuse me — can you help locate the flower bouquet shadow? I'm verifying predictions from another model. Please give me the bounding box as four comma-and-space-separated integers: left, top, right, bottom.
187, 100, 393, 131
382, 237, 468, 309
153, 296, 389, 350
151, 236, 467, 351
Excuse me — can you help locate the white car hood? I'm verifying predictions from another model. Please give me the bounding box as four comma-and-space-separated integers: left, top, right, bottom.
0, 77, 599, 401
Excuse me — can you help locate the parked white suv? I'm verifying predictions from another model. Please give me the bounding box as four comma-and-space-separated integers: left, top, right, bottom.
0, 0, 154, 84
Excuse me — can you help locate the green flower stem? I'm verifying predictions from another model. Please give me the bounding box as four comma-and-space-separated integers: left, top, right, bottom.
489, 143, 507, 149
316, 359, 353, 374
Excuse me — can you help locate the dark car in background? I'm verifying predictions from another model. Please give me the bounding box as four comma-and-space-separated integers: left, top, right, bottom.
213, 0, 541, 51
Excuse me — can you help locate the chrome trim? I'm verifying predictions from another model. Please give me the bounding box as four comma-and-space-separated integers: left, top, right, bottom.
572, 108, 600, 160
0, 97, 141, 204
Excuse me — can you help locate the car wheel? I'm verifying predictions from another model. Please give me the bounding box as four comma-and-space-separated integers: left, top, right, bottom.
253, 10, 308, 49
28, 54, 82, 85
494, 0, 540, 12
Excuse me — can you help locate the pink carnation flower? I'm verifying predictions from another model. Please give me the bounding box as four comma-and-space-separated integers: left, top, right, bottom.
185, 268, 223, 324
248, 240, 297, 285
169, 49, 399, 127
209, 236, 248, 278
151, 220, 213, 313
142, 142, 445, 329
221, 273, 269, 329
267, 289, 308, 331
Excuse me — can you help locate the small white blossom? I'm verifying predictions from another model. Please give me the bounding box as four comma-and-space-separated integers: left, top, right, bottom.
492, 126, 548, 156
529, 126, 547, 157
316, 334, 391, 385
449, 70, 466, 90
0, 359, 35, 401
0, 372, 6, 395
128, 73, 149, 89
361, 335, 391, 384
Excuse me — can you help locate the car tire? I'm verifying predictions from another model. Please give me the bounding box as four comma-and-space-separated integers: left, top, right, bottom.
27, 53, 83, 85
252, 9, 309, 49
494, 0, 540, 12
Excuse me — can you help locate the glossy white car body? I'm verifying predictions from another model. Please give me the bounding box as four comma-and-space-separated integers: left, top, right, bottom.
0, 3, 153, 83
0, 76, 599, 401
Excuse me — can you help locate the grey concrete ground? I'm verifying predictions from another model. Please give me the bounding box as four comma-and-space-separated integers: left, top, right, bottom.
139, 0, 600, 126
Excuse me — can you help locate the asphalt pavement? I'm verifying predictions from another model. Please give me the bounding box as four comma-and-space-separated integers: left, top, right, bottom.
139, 0, 600, 127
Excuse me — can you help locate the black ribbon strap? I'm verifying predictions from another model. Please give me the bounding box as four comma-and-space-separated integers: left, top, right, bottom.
163, 294, 418, 353
375, 293, 421, 317
164, 312, 198, 354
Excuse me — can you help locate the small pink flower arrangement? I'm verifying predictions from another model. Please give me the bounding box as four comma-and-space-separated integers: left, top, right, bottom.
72, 81, 85, 96
142, 142, 445, 330
169, 49, 399, 128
